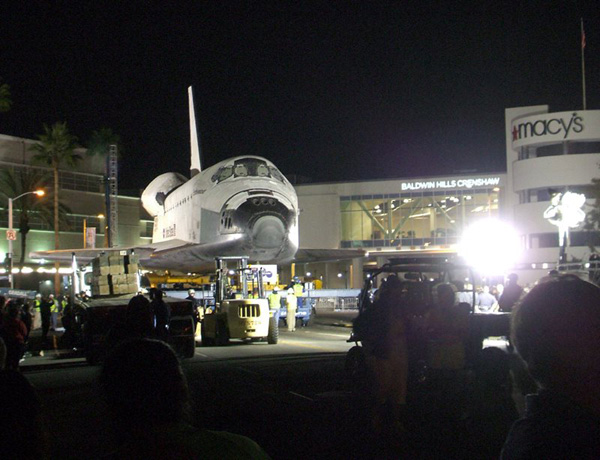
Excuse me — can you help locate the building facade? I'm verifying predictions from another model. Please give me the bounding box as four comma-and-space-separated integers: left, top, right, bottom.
505, 107, 600, 283
0, 134, 152, 290
293, 173, 505, 288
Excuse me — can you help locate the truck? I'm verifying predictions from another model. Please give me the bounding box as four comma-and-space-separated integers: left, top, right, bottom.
346, 254, 512, 385
201, 257, 279, 345
70, 251, 196, 364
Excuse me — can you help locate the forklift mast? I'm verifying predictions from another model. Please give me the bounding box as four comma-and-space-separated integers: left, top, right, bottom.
215, 257, 249, 303
215, 257, 268, 303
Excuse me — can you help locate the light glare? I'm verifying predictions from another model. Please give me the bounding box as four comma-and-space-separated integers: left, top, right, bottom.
459, 219, 520, 275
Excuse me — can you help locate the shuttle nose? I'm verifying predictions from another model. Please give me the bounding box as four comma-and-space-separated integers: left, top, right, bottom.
251, 215, 286, 249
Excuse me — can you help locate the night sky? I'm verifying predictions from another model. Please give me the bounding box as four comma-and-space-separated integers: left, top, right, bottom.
2, 1, 599, 191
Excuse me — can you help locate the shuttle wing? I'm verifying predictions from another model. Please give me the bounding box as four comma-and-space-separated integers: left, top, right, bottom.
29, 239, 190, 265
31, 246, 366, 271
291, 248, 366, 263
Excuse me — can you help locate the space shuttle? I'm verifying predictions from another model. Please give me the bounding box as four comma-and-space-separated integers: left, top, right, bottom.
31, 87, 300, 271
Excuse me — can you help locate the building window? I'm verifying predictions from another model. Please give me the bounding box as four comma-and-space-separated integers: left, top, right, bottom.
140, 221, 153, 238
518, 186, 592, 204
340, 186, 499, 249
528, 232, 600, 249
535, 144, 564, 158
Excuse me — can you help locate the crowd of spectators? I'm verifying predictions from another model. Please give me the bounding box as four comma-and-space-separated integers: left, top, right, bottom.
0, 274, 598, 458
0, 295, 33, 370
353, 271, 599, 458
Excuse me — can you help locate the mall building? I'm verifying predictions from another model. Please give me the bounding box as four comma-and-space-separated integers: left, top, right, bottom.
504, 106, 600, 283
0, 133, 152, 291
1, 105, 599, 290
292, 173, 504, 289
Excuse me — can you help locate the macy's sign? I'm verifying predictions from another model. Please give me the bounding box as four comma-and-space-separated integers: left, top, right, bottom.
512, 112, 584, 142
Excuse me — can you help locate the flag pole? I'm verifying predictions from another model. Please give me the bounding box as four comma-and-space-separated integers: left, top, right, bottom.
581, 18, 587, 110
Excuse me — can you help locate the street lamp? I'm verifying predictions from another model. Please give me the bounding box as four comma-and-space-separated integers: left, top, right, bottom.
7, 189, 45, 288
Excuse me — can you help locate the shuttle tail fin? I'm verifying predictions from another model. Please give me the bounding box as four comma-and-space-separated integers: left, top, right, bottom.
188, 86, 202, 176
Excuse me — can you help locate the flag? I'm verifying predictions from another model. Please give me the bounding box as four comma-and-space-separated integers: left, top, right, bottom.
86, 227, 96, 249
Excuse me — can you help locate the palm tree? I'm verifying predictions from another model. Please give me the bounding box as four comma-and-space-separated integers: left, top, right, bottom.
0, 168, 71, 263
87, 127, 122, 158
31, 122, 81, 293
31, 122, 81, 251
0, 77, 11, 112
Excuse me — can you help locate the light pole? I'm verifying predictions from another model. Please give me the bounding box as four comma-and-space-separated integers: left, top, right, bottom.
7, 189, 45, 288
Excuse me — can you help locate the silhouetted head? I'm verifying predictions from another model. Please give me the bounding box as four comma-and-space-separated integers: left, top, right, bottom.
127, 294, 150, 316
507, 273, 519, 284
7, 302, 21, 318
155, 289, 164, 301
435, 283, 456, 309
511, 275, 600, 413
375, 274, 401, 302
99, 339, 190, 432
0, 370, 48, 458
125, 295, 153, 331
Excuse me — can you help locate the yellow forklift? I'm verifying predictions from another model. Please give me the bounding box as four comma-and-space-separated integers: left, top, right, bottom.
201, 257, 279, 345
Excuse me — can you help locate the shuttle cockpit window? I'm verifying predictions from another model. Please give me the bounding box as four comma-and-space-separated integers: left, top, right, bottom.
212, 166, 233, 183
269, 166, 285, 183
232, 159, 266, 178
256, 163, 269, 177
234, 163, 248, 177
212, 159, 284, 183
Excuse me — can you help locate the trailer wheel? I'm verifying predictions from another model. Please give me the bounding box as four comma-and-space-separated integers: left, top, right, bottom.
345, 345, 367, 384
215, 319, 229, 346
85, 350, 100, 365
268, 316, 279, 344
201, 322, 215, 347
183, 339, 195, 358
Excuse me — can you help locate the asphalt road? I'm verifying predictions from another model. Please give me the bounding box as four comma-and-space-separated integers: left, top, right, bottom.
21, 325, 513, 459
23, 326, 373, 459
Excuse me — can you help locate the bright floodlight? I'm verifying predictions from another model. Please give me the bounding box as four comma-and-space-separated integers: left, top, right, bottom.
459, 219, 520, 275
35, 189, 45, 196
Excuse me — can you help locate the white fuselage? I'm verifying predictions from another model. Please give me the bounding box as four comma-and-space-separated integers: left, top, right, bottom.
140, 156, 298, 271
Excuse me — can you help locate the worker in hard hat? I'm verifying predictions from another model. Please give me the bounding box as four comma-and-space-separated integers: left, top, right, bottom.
285, 288, 297, 332
268, 286, 281, 309
186, 289, 201, 334
33, 293, 42, 330
267, 286, 282, 336
293, 279, 304, 309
